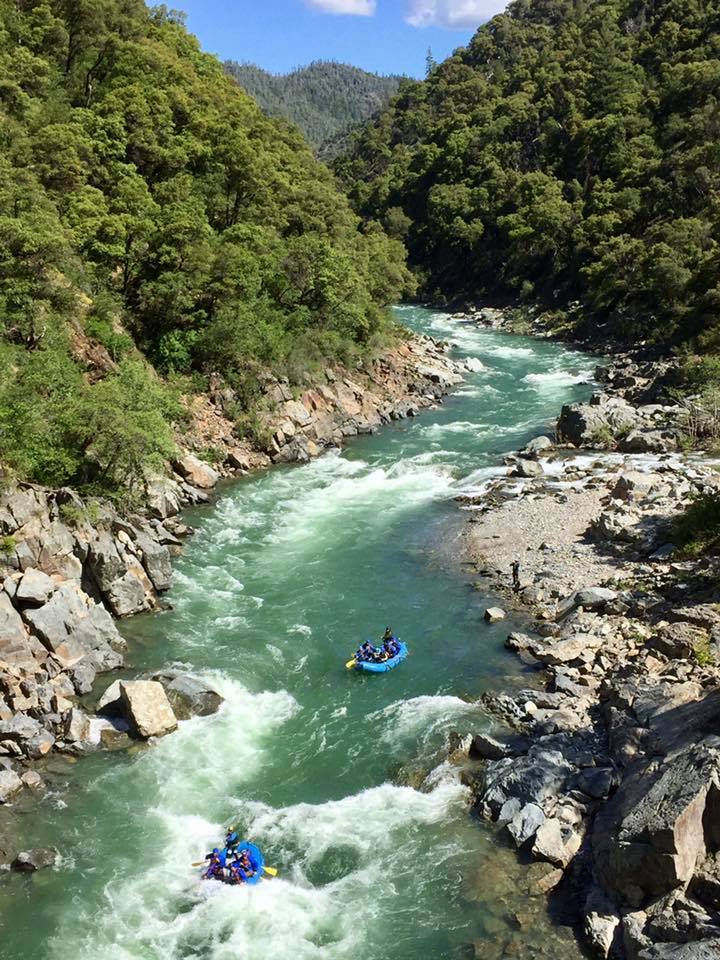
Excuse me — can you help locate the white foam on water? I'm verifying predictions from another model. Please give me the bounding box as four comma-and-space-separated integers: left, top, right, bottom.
213, 615, 249, 630
368, 695, 482, 748
239, 780, 468, 869
480, 343, 535, 359
420, 420, 478, 436
463, 357, 486, 372
523, 370, 593, 389
287, 624, 313, 637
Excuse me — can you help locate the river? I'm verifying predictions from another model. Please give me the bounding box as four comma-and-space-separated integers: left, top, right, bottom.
0, 306, 596, 960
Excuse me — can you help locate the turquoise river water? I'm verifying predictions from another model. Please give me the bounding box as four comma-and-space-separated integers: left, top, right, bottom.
0, 307, 596, 960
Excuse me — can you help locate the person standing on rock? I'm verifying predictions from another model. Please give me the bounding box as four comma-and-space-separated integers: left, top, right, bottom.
511, 561, 521, 594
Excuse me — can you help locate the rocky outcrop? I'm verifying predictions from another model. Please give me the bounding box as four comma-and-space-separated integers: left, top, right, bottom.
456, 343, 720, 959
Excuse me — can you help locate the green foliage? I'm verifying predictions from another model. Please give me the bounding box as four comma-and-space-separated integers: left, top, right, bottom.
694, 637, 716, 667
225, 60, 403, 156
59, 500, 101, 527
672, 493, 720, 558
0, 1, 412, 496
338, 0, 720, 347
0, 535, 16, 556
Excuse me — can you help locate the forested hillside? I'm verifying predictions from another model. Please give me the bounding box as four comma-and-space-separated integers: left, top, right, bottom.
336, 0, 720, 350
225, 60, 403, 155
0, 1, 412, 497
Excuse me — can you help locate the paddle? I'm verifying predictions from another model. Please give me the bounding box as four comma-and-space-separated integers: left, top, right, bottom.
345, 658, 357, 669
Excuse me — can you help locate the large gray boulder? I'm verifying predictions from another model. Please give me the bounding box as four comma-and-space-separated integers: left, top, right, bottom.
478, 745, 576, 817
120, 681, 177, 739
153, 673, 223, 721
597, 744, 720, 907
507, 802, 545, 847
558, 397, 639, 447
532, 816, 582, 868
15, 568, 55, 605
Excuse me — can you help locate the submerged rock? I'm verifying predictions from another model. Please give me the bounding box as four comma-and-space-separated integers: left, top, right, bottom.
12, 848, 57, 872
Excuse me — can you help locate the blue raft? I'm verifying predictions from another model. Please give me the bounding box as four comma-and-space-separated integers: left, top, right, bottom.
234, 841, 265, 885
353, 641, 408, 673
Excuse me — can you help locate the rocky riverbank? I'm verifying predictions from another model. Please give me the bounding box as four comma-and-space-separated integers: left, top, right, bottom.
450, 329, 720, 958
0, 333, 463, 857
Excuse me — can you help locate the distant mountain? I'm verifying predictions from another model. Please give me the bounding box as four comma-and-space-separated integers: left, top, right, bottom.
224, 60, 405, 156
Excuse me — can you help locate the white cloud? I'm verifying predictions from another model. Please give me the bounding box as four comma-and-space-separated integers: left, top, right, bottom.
406, 0, 507, 29
305, 0, 376, 14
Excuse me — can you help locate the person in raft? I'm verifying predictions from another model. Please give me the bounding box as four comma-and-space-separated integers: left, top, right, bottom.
355, 640, 378, 662
203, 848, 226, 880
226, 848, 256, 885
224, 830, 240, 854
381, 628, 400, 659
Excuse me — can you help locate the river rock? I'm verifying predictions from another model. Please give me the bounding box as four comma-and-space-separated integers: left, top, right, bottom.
507, 802, 546, 846
584, 888, 622, 959
12, 848, 57, 872
577, 767, 614, 799
478, 745, 576, 816
558, 397, 638, 447
619, 429, 677, 454
64, 707, 92, 744
532, 816, 582, 867
485, 607, 506, 623
0, 768, 22, 803
173, 454, 219, 490
526, 860, 564, 895
120, 681, 177, 739
612, 472, 658, 502
469, 732, 515, 761
513, 458, 544, 478
131, 528, 172, 593
96, 680, 122, 716
648, 622, 703, 660
523, 436, 554, 456
153, 673, 223, 720
15, 568, 55, 606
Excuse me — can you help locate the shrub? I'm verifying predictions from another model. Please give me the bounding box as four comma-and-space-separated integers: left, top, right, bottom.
672, 493, 720, 558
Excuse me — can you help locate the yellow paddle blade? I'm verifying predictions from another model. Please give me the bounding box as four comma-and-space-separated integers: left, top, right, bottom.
263, 865, 278, 876
345, 659, 357, 669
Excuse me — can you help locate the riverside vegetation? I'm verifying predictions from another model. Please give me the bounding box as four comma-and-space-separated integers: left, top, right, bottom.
0, 0, 413, 502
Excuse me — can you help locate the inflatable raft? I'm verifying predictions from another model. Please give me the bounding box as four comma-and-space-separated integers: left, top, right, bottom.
235, 841, 265, 885
351, 642, 408, 673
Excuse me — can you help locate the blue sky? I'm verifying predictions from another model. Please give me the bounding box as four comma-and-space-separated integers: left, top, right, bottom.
174, 0, 509, 78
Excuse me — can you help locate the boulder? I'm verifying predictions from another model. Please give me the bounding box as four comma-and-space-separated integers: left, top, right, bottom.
512, 458, 544, 478
153, 673, 223, 720
12, 848, 57, 872
578, 767, 614, 800
558, 586, 618, 616
619, 430, 677, 454
600, 744, 720, 906
648, 623, 703, 660
144, 475, 182, 519
131, 528, 172, 593
484, 607, 506, 623
526, 861, 564, 895
96, 680, 123, 716
558, 397, 638, 447
173, 454, 219, 490
584, 888, 622, 959
469, 732, 515, 762
64, 707, 92, 744
478, 745, 576, 816
523, 436, 554, 456
21, 770, 45, 791
532, 816, 582, 867
507, 803, 546, 847
15, 568, 55, 606
0, 768, 22, 803
612, 472, 658, 502
120, 681, 177, 739
0, 714, 43, 744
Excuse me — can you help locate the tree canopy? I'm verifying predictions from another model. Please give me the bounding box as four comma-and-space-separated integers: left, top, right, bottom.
225, 60, 404, 157
0, 1, 412, 495
336, 0, 720, 347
